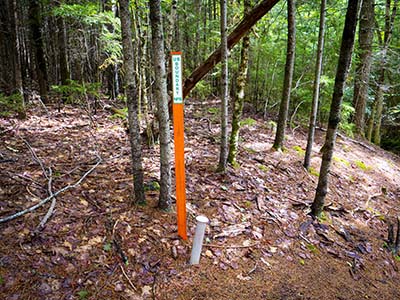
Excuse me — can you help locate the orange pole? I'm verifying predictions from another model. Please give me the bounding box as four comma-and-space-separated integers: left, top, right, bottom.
171, 52, 187, 240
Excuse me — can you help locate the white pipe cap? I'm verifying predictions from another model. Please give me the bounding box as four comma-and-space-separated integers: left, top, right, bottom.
196, 215, 209, 224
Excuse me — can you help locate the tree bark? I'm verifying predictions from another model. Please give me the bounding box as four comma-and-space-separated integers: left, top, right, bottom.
217, 0, 229, 172
29, 0, 48, 102
10, 0, 23, 96
304, 0, 326, 170
119, 0, 146, 205
149, 0, 172, 210
353, 0, 375, 137
57, 16, 70, 85
311, 0, 360, 218
228, 0, 252, 166
273, 0, 296, 150
183, 0, 281, 99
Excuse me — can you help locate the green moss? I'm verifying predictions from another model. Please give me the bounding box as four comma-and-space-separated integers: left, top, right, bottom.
293, 145, 305, 156
355, 160, 372, 171
309, 167, 319, 177
240, 118, 257, 127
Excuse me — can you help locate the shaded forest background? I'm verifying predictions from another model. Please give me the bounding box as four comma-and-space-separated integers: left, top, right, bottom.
0, 0, 399, 153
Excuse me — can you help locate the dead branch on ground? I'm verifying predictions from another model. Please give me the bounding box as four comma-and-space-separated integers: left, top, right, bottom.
0, 155, 102, 223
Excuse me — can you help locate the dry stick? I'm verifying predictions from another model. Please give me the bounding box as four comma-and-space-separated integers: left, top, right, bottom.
0, 156, 102, 223
203, 243, 259, 249
37, 167, 56, 230
395, 216, 400, 253
120, 264, 137, 291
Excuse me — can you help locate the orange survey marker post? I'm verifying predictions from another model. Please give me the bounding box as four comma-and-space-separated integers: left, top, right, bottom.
171, 51, 187, 240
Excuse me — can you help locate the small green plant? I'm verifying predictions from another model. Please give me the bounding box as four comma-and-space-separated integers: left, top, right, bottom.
333, 155, 350, 167
0, 92, 25, 117
355, 160, 371, 171
293, 145, 305, 155
144, 181, 160, 192
51, 80, 100, 105
306, 243, 319, 254
244, 147, 257, 154
308, 167, 319, 177
258, 164, 269, 172
266, 120, 277, 131
77, 289, 89, 300
240, 118, 257, 127
109, 107, 128, 120
103, 242, 112, 252
0, 275, 4, 285
299, 259, 305, 266
207, 107, 219, 115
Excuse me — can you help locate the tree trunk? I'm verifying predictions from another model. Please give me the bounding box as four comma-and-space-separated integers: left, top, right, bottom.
370, 0, 397, 145
149, 0, 172, 210
119, 0, 146, 205
311, 0, 360, 218
272, 0, 296, 150
57, 16, 70, 85
228, 0, 252, 166
10, 0, 23, 96
303, 0, 326, 170
29, 0, 48, 102
183, 0, 281, 99
217, 0, 229, 172
353, 0, 375, 137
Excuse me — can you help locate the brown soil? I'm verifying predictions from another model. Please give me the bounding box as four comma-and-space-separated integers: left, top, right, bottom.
1, 99, 400, 300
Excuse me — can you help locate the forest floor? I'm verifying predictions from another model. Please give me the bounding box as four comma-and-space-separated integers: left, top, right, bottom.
1, 98, 400, 300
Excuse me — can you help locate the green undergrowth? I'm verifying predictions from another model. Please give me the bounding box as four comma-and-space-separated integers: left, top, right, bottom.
293, 145, 305, 155
333, 155, 351, 167
355, 160, 372, 171
308, 166, 319, 177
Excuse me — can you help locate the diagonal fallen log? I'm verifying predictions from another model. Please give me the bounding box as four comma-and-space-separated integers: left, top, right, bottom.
0, 155, 102, 224
183, 0, 281, 98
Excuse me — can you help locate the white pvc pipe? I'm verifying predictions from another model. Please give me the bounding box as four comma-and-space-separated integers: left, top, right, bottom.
190, 215, 209, 265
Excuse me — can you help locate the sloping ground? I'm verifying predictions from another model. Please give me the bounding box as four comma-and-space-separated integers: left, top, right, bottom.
0, 100, 399, 300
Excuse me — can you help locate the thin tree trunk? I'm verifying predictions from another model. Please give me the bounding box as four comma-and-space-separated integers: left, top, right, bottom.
353, 0, 375, 137
311, 0, 360, 218
29, 0, 48, 102
119, 0, 146, 205
371, 0, 397, 145
272, 0, 296, 150
149, 0, 172, 210
228, 0, 251, 166
304, 0, 326, 170
10, 0, 23, 96
183, 0, 281, 98
57, 16, 70, 85
217, 0, 229, 172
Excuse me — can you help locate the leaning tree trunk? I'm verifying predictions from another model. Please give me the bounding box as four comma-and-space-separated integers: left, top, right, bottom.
183, 0, 280, 99
149, 0, 172, 210
353, 0, 375, 137
228, 0, 252, 166
217, 0, 229, 172
311, 0, 360, 218
273, 0, 296, 150
304, 0, 326, 170
29, 0, 48, 103
119, 0, 146, 205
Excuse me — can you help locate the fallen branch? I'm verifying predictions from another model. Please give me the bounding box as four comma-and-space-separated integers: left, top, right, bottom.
0, 155, 102, 223
120, 263, 137, 291
203, 242, 259, 249
36, 167, 56, 230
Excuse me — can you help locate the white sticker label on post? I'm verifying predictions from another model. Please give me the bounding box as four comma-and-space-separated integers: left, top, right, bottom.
172, 53, 183, 104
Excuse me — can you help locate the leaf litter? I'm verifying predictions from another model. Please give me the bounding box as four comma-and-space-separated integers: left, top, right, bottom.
0, 101, 400, 299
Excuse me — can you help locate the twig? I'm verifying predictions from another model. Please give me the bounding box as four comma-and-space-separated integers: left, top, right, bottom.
120, 264, 137, 291
0, 155, 102, 223
203, 242, 259, 249
36, 167, 56, 230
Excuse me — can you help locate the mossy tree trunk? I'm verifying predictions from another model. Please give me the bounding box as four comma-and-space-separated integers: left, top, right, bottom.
311, 0, 360, 218
119, 0, 146, 205
304, 0, 326, 170
272, 0, 296, 150
228, 0, 252, 166
149, 0, 172, 210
